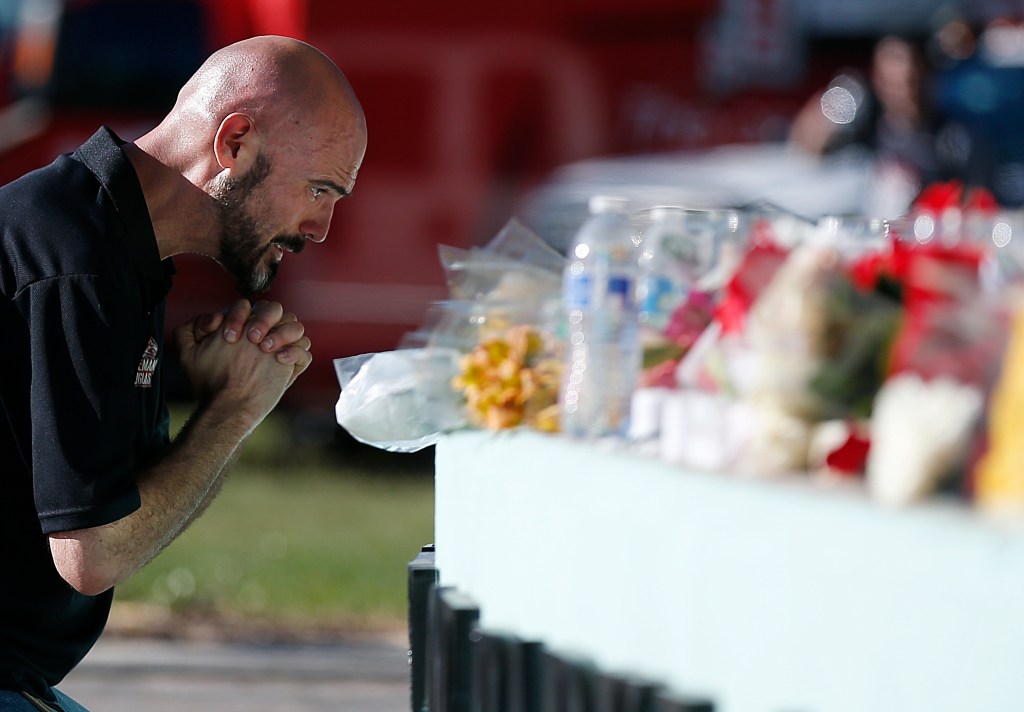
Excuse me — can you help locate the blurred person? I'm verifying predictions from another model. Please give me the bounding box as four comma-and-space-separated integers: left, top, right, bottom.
789, 34, 946, 216
0, 35, 366, 711
931, 15, 1024, 206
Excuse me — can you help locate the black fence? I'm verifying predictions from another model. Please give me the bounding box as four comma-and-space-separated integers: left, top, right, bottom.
407, 545, 716, 712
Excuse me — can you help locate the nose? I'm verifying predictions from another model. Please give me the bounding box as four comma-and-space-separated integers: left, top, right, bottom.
300, 205, 334, 244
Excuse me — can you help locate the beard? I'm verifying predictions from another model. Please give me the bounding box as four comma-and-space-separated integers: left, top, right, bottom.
210, 151, 306, 294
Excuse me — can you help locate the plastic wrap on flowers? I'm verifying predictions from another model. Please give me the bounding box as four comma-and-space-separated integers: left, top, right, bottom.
753, 219, 1016, 495
333, 349, 466, 452
637, 211, 796, 392
437, 218, 564, 303
860, 211, 1015, 507
333, 218, 566, 449
649, 219, 795, 471
731, 237, 903, 477
847, 182, 1024, 508
431, 221, 564, 432
660, 215, 904, 479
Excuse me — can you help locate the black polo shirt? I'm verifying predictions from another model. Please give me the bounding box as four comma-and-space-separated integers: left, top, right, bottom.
0, 127, 174, 698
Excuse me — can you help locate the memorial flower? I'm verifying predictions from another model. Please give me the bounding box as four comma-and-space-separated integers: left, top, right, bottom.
451, 325, 562, 432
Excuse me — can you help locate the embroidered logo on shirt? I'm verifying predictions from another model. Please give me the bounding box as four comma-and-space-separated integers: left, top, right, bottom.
135, 337, 159, 388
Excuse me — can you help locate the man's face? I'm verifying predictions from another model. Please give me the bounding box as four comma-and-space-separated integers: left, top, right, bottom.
210, 151, 307, 294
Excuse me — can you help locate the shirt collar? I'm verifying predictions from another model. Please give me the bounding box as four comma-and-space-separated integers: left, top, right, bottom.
72, 126, 173, 310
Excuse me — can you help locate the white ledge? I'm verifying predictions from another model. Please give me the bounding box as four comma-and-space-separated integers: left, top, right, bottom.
435, 429, 1024, 712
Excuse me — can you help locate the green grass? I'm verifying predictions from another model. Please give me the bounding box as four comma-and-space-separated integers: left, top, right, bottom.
113, 406, 435, 634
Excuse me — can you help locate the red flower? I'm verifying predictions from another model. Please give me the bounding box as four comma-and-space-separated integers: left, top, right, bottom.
848, 238, 912, 293
715, 231, 789, 334
886, 242, 992, 384
912, 179, 1000, 213
912, 180, 963, 212
825, 428, 871, 476
965, 187, 999, 213
664, 290, 715, 350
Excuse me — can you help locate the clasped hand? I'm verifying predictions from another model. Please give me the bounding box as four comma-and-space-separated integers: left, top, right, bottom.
174, 299, 312, 421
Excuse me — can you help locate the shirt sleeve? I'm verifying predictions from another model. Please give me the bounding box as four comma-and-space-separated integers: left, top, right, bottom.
27, 274, 143, 534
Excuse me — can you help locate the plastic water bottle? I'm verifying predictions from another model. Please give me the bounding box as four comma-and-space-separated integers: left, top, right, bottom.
637, 207, 724, 331
560, 196, 642, 440
636, 206, 689, 332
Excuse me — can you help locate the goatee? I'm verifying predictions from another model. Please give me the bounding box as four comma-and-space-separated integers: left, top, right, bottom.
210, 152, 280, 294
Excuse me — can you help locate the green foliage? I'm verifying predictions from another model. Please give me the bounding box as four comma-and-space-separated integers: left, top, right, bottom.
809, 276, 902, 420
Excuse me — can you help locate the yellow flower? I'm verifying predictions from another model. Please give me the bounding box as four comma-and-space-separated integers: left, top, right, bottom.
450, 325, 562, 432
528, 403, 562, 432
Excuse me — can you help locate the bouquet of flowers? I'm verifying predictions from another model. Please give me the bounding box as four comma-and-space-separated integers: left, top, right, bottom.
334, 218, 565, 450
644, 190, 1023, 513
431, 220, 564, 433
450, 324, 561, 432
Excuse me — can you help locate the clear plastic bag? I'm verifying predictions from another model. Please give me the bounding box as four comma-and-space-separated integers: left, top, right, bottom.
438, 218, 564, 303
333, 348, 466, 453
333, 218, 566, 450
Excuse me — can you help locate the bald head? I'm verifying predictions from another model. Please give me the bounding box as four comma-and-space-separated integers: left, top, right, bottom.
140, 35, 365, 181
133, 35, 367, 261
176, 36, 360, 129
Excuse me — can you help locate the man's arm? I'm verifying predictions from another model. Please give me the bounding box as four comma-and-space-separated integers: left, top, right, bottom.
178, 298, 312, 524
48, 308, 309, 596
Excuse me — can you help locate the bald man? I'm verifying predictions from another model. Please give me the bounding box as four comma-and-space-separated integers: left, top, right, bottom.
0, 36, 366, 709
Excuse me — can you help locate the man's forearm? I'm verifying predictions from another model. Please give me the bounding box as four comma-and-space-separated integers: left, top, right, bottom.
49, 299, 309, 597
48, 397, 258, 596
183, 431, 243, 528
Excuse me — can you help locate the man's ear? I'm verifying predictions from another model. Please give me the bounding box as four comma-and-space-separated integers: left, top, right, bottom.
213, 113, 258, 172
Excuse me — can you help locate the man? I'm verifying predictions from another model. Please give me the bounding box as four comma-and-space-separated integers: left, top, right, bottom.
0, 35, 367, 710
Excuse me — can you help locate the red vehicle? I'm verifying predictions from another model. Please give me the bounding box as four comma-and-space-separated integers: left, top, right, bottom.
1, 0, 886, 418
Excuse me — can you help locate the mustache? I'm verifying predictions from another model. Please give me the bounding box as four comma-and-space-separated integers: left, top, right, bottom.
270, 235, 307, 254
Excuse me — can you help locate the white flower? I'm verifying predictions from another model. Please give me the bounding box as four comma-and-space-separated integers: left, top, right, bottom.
866, 374, 983, 506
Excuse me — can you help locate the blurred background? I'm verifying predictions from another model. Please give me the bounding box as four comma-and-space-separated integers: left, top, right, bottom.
2, 0, 1023, 635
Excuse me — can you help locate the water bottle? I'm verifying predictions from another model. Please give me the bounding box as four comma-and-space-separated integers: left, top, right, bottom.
559, 196, 642, 440
636, 206, 689, 332
637, 207, 725, 329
